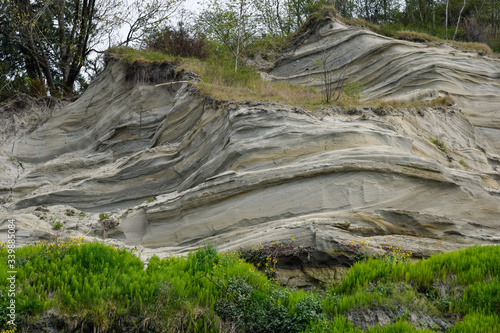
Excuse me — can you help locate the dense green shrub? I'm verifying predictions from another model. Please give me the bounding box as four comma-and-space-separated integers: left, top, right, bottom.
1, 240, 499, 332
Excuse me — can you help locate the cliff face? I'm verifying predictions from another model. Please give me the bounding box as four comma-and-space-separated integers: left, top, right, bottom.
269, 18, 500, 156
1, 17, 500, 278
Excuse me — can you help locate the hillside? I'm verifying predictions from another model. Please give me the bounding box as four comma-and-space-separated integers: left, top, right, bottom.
0, 12, 500, 331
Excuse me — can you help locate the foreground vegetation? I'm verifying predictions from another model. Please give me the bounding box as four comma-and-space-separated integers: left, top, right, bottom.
0, 238, 499, 332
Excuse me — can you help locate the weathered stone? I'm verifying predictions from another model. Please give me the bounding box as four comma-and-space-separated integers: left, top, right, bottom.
0, 15, 499, 266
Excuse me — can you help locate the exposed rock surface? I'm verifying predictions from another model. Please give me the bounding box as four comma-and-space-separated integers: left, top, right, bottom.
269, 16, 500, 158
1, 16, 500, 283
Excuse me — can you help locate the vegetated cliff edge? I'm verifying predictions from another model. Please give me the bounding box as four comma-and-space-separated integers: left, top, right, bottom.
1, 15, 500, 288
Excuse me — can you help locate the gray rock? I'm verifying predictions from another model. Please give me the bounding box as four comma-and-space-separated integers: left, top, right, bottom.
1, 19, 499, 262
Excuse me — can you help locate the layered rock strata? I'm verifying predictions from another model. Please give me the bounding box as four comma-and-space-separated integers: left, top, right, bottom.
1, 17, 500, 286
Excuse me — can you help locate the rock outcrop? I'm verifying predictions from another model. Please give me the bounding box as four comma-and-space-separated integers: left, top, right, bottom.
1, 16, 500, 285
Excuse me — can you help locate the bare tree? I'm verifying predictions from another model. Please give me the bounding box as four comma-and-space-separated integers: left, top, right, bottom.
446, 0, 450, 39
117, 0, 184, 47
453, 0, 467, 40
316, 48, 349, 104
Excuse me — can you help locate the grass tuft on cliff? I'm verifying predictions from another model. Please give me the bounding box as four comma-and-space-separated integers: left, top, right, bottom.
107, 46, 458, 112
340, 19, 494, 56
1, 239, 499, 332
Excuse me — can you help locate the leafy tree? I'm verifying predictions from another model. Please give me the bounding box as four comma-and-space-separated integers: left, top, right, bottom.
0, 0, 106, 95
253, 0, 329, 36
197, 0, 328, 70
197, 0, 257, 71
0, 0, 182, 98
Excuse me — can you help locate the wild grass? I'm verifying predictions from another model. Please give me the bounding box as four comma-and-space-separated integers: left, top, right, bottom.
108, 47, 325, 109
108, 46, 464, 113
459, 160, 471, 168
395, 31, 493, 55
106, 47, 177, 65
1, 240, 498, 332
322, 245, 500, 331
428, 138, 448, 153
339, 17, 495, 56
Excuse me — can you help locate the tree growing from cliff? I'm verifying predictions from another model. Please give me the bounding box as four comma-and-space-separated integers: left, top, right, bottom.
315, 48, 349, 103
196, 0, 328, 71
197, 0, 256, 72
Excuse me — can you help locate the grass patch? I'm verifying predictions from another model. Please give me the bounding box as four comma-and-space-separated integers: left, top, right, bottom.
106, 47, 176, 65
108, 47, 464, 112
52, 221, 63, 230
1, 240, 499, 332
428, 138, 448, 153
109, 47, 326, 109
395, 30, 493, 55
339, 19, 494, 56
459, 160, 471, 169
323, 245, 500, 320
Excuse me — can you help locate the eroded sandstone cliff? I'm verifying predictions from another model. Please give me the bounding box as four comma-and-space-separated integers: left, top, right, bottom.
1, 16, 499, 287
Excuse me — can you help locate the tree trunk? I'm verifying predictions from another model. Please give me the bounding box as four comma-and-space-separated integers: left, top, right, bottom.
453, 0, 466, 40
446, 0, 449, 39
235, 0, 244, 72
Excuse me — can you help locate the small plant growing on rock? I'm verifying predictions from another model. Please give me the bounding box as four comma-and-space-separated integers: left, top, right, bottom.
65, 209, 75, 216
343, 238, 371, 262
459, 160, 470, 169
52, 221, 63, 230
99, 215, 119, 229
98, 212, 110, 221
98, 213, 120, 238
429, 138, 448, 153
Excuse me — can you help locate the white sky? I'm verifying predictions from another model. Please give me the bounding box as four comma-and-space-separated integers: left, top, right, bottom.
180, 0, 204, 15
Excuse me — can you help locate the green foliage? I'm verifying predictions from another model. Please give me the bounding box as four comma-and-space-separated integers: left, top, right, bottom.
216, 279, 322, 333
377, 246, 412, 266
146, 21, 210, 60
1, 240, 499, 332
203, 53, 261, 87
322, 244, 500, 332
428, 138, 448, 153
98, 213, 110, 221
344, 81, 363, 101
447, 312, 500, 333
342, 239, 372, 263
52, 221, 63, 230
459, 160, 470, 168
459, 277, 500, 314
239, 239, 310, 282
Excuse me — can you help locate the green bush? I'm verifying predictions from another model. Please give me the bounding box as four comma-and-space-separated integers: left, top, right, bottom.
98, 212, 110, 221
52, 220, 63, 230
1, 240, 499, 332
